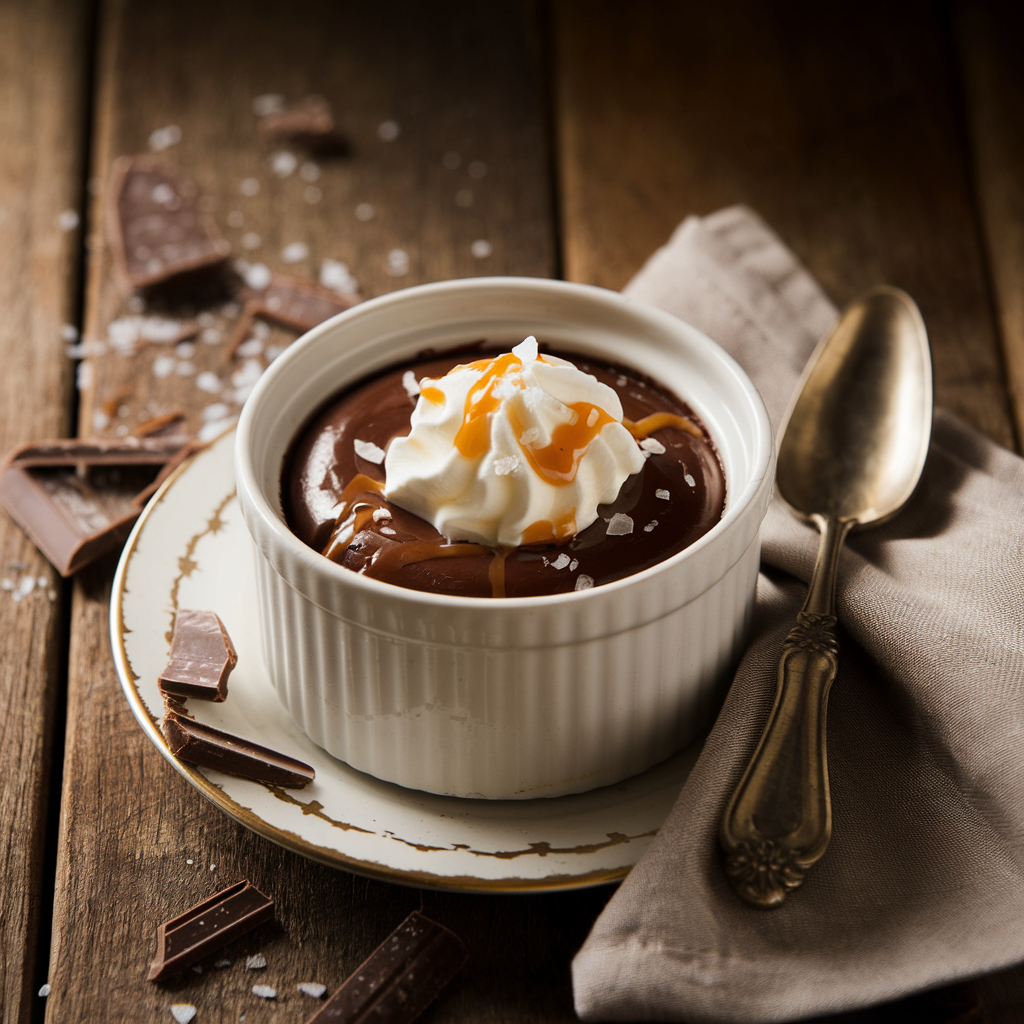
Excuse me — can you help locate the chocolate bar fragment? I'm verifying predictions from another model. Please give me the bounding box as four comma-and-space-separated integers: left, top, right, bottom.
162, 709, 315, 788
159, 609, 238, 702
227, 274, 358, 358
258, 95, 346, 153
306, 912, 467, 1024
0, 437, 195, 576
108, 155, 230, 290
148, 879, 274, 981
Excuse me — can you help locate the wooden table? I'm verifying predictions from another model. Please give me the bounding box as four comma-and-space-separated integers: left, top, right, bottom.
2, 1, 1022, 1021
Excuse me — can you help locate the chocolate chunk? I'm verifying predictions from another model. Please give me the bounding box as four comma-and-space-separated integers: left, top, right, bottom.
162, 710, 315, 788
0, 437, 195, 576
159, 609, 238, 702
147, 879, 273, 981
258, 95, 346, 153
107, 155, 230, 290
306, 911, 467, 1024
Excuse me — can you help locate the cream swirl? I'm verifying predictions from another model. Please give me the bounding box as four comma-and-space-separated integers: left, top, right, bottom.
383, 337, 646, 547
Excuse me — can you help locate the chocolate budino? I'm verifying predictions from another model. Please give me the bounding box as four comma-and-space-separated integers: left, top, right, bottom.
284, 347, 726, 598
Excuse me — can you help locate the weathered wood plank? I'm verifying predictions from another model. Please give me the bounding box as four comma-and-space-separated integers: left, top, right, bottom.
955, 0, 1024, 453
43, 3, 613, 1023
0, 1, 90, 1020
553, 0, 1015, 449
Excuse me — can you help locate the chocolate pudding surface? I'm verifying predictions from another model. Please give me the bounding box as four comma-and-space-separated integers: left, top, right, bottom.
283, 347, 726, 597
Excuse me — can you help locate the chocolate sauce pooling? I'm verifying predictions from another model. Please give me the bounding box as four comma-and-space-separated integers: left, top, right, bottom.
283, 348, 726, 598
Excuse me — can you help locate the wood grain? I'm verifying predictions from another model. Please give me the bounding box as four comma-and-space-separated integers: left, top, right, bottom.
955, 0, 1024, 452
42, 3, 613, 1023
0, 1, 89, 1021
552, 0, 1015, 449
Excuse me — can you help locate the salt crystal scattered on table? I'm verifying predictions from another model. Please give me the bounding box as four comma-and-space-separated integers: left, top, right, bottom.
300, 162, 321, 182
281, 241, 308, 263
176, 341, 195, 359
76, 363, 92, 390
270, 151, 298, 178
241, 232, 260, 250
685, 473, 696, 487
236, 339, 263, 359
251, 986, 276, 1000
191, 964, 203, 974
169, 1005, 196, 1024
186, 858, 193, 864
214, 959, 231, 968
304, 186, 322, 204
203, 402, 230, 422
355, 202, 375, 221
198, 417, 236, 443
552, 553, 570, 570
606, 513, 633, 536
152, 355, 175, 378
266, 345, 285, 362
575, 575, 595, 591
175, 361, 195, 376
243, 263, 272, 290
196, 372, 222, 394
378, 120, 400, 141
0, 579, 11, 591
127, 295, 145, 313
245, 954, 266, 970
240, 178, 260, 197
92, 410, 110, 431
252, 320, 270, 340
297, 982, 327, 999
468, 160, 487, 178
148, 125, 182, 151
252, 93, 286, 116
320, 259, 358, 295
201, 328, 222, 345
402, 370, 420, 398
640, 437, 665, 454
58, 209, 79, 231
656, 488, 670, 500
442, 151, 461, 169
455, 189, 473, 208
38, 984, 50, 997
60, 324, 78, 342
644, 521, 658, 532
227, 210, 244, 228
354, 439, 385, 465
387, 249, 409, 276
471, 239, 492, 259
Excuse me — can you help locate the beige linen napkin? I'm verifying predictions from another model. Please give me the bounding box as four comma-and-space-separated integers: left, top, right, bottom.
572, 206, 1024, 1023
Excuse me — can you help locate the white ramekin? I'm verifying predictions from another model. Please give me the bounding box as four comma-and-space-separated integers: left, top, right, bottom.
236, 277, 773, 799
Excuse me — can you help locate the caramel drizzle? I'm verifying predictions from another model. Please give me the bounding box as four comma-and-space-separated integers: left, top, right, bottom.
624, 412, 702, 440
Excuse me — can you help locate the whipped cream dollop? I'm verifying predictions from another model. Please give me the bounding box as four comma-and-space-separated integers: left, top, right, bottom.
384, 337, 646, 547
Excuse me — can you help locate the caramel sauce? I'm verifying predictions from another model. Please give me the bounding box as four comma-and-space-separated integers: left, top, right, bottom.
371, 539, 489, 574
453, 352, 521, 459
487, 547, 510, 598
520, 508, 578, 545
625, 412, 702, 439
419, 385, 444, 404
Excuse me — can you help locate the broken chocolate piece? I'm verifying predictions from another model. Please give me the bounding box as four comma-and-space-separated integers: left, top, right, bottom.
0, 437, 195, 575
227, 274, 358, 358
148, 879, 273, 981
306, 911, 467, 1024
162, 710, 315, 788
159, 609, 238, 702
258, 95, 346, 153
107, 155, 230, 291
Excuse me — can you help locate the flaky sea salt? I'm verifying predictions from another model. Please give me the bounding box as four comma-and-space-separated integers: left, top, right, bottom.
196, 371, 222, 394
214, 958, 231, 968
569, 559, 578, 571
378, 120, 400, 141
372, 508, 392, 523
685, 473, 696, 487
552, 553, 570, 570
575, 575, 595, 591
354, 439, 385, 465
169, 1005, 196, 1024
470, 239, 492, 259
245, 954, 266, 970
606, 513, 633, 536
297, 983, 327, 999
281, 241, 308, 263
252, 985, 276, 1000
148, 125, 182, 151
320, 259, 358, 295
240, 177, 260, 197
198, 417, 236, 442
355, 202, 375, 221
175, 361, 195, 376
493, 455, 519, 476
655, 488, 670, 500
243, 263, 272, 290
58, 209, 80, 231
227, 210, 245, 228
386, 249, 409, 276
253, 93, 286, 116
300, 161, 321, 182
241, 232, 260, 250
60, 323, 79, 342
236, 338, 264, 359
644, 521, 658, 532
401, 370, 420, 398
270, 151, 298, 177
639, 437, 665, 455
304, 186, 322, 204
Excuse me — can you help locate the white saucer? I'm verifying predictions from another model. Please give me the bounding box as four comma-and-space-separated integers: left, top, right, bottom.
111, 428, 700, 892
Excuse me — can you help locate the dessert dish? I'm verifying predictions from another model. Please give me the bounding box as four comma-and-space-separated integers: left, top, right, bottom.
284, 338, 726, 598
236, 277, 774, 798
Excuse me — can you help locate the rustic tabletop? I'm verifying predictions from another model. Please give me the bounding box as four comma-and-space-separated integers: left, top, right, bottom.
2, 1, 1022, 1022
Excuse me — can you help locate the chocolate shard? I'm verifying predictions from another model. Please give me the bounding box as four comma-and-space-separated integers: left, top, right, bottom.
107, 155, 230, 291
258, 95, 347, 153
159, 609, 238, 702
306, 911, 467, 1024
148, 879, 273, 982
162, 709, 315, 788
0, 436, 195, 576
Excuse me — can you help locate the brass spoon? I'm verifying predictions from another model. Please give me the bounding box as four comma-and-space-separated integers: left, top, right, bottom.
720, 286, 932, 908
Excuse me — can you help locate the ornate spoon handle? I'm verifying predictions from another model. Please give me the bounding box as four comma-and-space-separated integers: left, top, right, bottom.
720, 514, 853, 907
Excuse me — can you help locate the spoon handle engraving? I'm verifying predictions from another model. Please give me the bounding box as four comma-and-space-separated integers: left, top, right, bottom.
720, 514, 853, 907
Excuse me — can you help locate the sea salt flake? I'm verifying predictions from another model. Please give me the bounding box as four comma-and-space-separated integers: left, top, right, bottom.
372, 508, 393, 522
270, 150, 298, 177
169, 1005, 196, 1024
198, 417, 236, 442
265, 345, 285, 362
644, 521, 658, 532
203, 402, 231, 421
587, 408, 599, 428
202, 328, 222, 345
191, 964, 203, 974
236, 338, 264, 358
1, 579, 13, 591
227, 210, 245, 228
300, 161, 321, 182
214, 958, 231, 968
355, 202, 375, 221
379, 526, 396, 536
297, 983, 327, 999
354, 439, 385, 465
152, 183, 176, 207
569, 559, 578, 571
320, 259, 358, 295
76, 363, 93, 390
60, 323, 79, 342
58, 209, 79, 231
640, 437, 666, 455
282, 241, 308, 263
519, 426, 540, 446
377, 120, 400, 141
304, 186, 322, 204
655, 488, 670, 500
175, 361, 195, 376
92, 410, 110, 431
253, 93, 286, 116
148, 124, 182, 151
232, 360, 263, 391
606, 513, 633, 536
38, 984, 51, 997
552, 553, 570, 570
252, 985, 276, 1000
386, 249, 409, 276
245, 954, 266, 970
253, 320, 271, 339
575, 575, 595, 591
493, 455, 520, 476
401, 370, 420, 398
176, 340, 196, 358
186, 858, 193, 864
196, 371, 222, 394
241, 232, 261, 250
470, 239, 492, 259
240, 177, 260, 197
685, 473, 696, 487
243, 263, 272, 290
